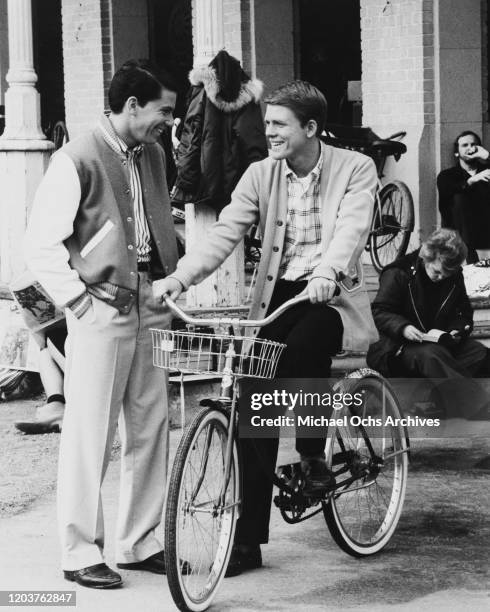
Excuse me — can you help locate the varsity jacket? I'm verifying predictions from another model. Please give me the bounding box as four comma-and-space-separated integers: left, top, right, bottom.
25, 116, 178, 313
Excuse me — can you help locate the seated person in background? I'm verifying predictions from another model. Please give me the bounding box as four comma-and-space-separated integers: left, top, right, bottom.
15, 322, 66, 434
437, 131, 490, 264
367, 229, 489, 418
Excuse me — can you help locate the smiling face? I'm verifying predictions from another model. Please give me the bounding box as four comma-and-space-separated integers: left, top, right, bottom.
264, 104, 316, 162
456, 133, 479, 164
128, 87, 176, 145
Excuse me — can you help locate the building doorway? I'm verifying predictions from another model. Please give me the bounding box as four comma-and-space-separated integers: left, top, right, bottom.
296, 0, 361, 125
32, 0, 65, 137
148, 0, 193, 119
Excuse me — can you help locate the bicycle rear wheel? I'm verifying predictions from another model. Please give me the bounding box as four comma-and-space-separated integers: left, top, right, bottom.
324, 371, 408, 557
165, 406, 239, 612
370, 180, 414, 272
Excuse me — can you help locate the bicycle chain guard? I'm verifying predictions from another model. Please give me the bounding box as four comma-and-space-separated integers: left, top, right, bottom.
274, 462, 325, 523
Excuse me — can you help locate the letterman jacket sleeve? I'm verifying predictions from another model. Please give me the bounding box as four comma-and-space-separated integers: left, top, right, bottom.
24, 152, 89, 310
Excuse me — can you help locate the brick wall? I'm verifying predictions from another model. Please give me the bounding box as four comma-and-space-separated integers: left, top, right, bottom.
240, 0, 253, 75
223, 0, 242, 61
361, 0, 433, 129
482, 0, 488, 123
61, 0, 112, 139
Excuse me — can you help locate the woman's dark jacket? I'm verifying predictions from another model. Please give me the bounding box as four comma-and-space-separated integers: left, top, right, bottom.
173, 53, 268, 212
366, 250, 473, 375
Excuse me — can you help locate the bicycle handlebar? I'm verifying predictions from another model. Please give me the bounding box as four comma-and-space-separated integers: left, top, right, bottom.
164, 285, 340, 329
385, 131, 406, 141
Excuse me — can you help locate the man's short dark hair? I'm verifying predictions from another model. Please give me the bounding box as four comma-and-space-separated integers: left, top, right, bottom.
264, 80, 327, 135
453, 130, 482, 155
109, 59, 178, 113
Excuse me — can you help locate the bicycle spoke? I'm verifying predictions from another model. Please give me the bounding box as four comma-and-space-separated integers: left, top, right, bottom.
325, 375, 408, 555
166, 409, 239, 610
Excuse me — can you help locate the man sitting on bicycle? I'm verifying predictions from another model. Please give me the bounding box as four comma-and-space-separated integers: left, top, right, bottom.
153, 80, 378, 576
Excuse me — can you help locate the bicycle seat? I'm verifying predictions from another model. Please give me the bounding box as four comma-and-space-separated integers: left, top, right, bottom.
369, 139, 407, 159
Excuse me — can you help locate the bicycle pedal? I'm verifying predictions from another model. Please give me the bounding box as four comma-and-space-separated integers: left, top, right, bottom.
276, 462, 305, 492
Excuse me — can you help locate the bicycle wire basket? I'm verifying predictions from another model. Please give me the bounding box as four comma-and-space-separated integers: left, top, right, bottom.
151, 328, 286, 379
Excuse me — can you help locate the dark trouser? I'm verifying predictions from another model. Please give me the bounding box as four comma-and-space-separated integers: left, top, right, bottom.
397, 338, 488, 417
234, 280, 343, 545
447, 189, 490, 260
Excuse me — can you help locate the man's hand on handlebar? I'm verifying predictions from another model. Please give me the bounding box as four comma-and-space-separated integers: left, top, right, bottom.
152, 277, 184, 305
304, 277, 338, 304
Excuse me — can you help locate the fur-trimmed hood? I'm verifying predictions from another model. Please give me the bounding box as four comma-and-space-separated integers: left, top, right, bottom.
189, 64, 264, 113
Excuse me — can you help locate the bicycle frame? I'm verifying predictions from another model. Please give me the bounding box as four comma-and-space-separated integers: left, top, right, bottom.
162, 295, 310, 513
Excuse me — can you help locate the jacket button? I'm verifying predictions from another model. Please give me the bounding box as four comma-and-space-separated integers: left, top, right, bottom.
127, 216, 133, 222
261, 302, 266, 308
273, 246, 279, 252
128, 244, 134, 250
125, 188, 130, 195
267, 275, 273, 281
277, 220, 283, 226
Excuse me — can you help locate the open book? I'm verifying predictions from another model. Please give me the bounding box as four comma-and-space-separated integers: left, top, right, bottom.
9, 271, 65, 333
420, 329, 445, 343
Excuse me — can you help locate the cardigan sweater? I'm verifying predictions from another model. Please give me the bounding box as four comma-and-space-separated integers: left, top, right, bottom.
25, 116, 178, 312
171, 141, 379, 352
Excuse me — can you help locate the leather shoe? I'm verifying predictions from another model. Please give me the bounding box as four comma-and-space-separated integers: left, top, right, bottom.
15, 403, 64, 434
63, 563, 122, 589
225, 545, 262, 578
117, 551, 191, 575
301, 456, 336, 496
117, 551, 166, 574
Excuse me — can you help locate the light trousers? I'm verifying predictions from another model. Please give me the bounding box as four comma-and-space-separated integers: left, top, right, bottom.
58, 272, 171, 570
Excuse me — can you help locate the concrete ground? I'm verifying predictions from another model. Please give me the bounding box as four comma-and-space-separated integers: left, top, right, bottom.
0, 397, 489, 612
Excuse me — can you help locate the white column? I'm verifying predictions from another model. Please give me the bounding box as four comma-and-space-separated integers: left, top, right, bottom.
186, 0, 244, 308
0, 0, 53, 285
2, 0, 47, 141
193, 0, 224, 66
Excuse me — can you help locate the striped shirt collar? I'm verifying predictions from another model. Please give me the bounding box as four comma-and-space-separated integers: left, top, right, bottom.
284, 146, 324, 182
99, 114, 144, 158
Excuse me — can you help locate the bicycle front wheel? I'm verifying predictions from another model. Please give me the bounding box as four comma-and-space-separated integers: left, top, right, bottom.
370, 180, 414, 272
324, 371, 408, 557
165, 406, 240, 612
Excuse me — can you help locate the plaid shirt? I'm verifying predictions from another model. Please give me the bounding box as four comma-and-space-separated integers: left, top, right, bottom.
280, 150, 324, 281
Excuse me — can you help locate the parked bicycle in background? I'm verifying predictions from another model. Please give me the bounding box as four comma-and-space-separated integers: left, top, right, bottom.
322, 124, 415, 272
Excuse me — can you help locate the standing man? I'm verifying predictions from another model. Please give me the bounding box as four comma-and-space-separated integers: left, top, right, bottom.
24, 60, 179, 589
153, 80, 378, 576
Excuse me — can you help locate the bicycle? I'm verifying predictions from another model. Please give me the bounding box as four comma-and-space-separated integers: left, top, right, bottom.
322, 124, 415, 273
151, 296, 409, 612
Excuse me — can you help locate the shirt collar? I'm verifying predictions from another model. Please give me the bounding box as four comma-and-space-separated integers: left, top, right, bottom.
99, 114, 144, 158
284, 146, 324, 181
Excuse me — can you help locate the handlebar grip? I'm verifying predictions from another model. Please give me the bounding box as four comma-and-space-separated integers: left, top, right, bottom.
387, 131, 406, 140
